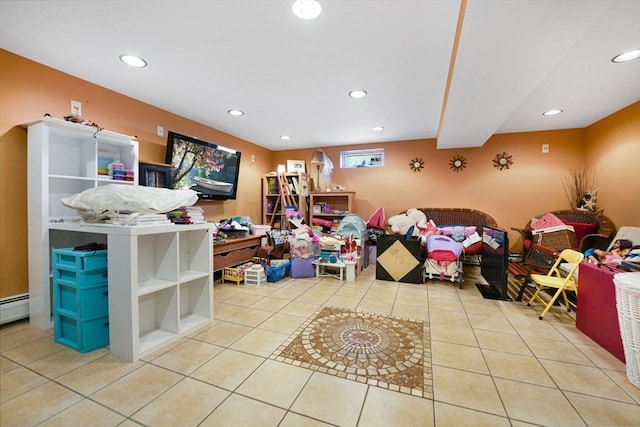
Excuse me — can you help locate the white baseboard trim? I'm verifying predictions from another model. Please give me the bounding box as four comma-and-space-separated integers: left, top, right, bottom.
0, 294, 29, 325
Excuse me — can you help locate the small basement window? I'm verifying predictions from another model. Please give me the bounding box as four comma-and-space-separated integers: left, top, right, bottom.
340, 148, 384, 168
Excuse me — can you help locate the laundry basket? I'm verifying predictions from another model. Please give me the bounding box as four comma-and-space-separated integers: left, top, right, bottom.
614, 272, 640, 388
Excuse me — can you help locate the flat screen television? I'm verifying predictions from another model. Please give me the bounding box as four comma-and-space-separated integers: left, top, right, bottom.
165, 131, 241, 200
476, 225, 511, 301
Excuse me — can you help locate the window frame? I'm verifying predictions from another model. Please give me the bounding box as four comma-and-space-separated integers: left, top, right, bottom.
340, 148, 385, 169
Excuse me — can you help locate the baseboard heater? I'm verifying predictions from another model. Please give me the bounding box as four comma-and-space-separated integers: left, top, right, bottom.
0, 293, 29, 325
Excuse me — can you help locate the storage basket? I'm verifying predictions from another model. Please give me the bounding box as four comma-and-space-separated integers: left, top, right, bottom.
533, 229, 578, 251
614, 272, 640, 388
273, 235, 291, 245
267, 231, 292, 245
266, 260, 291, 282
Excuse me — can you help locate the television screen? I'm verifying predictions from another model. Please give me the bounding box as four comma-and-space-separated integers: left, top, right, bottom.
477, 225, 511, 301
165, 131, 241, 200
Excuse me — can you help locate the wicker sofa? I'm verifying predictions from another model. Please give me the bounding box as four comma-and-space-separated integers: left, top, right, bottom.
511, 209, 615, 254
394, 208, 499, 256
409, 208, 498, 231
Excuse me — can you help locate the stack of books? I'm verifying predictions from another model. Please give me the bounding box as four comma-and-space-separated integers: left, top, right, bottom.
168, 206, 205, 224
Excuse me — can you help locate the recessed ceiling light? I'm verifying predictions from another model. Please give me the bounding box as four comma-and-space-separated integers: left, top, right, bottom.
542, 109, 563, 116
119, 54, 147, 68
372, 126, 384, 131
292, 0, 322, 20
349, 90, 367, 98
611, 49, 640, 63
280, 135, 291, 140
227, 109, 244, 116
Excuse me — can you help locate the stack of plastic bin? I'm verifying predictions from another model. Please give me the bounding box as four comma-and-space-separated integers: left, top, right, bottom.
244, 266, 267, 286
52, 247, 110, 353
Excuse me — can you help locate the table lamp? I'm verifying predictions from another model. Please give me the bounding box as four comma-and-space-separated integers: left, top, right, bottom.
309, 149, 325, 192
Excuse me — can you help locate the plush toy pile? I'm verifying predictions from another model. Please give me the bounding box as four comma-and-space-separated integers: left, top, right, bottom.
387, 208, 428, 236
387, 208, 482, 255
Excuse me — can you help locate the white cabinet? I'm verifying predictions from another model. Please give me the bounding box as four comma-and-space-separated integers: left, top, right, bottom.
25, 117, 139, 328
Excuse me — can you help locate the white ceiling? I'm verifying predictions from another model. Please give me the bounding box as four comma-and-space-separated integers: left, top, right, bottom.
1, 0, 638, 151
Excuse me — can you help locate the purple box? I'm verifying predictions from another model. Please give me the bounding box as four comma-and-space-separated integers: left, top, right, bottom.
291, 256, 316, 278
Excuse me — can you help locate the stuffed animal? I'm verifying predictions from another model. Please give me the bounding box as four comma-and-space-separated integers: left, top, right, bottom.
577, 190, 598, 212
406, 208, 427, 228
388, 213, 418, 235
387, 209, 428, 236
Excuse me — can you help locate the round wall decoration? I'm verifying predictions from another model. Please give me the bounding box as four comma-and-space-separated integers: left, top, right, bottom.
493, 152, 513, 170
449, 155, 467, 172
409, 157, 424, 172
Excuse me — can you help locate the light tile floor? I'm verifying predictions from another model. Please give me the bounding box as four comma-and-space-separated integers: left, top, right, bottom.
1, 265, 640, 426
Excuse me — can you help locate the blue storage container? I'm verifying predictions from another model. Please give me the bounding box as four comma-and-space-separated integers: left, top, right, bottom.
52, 247, 110, 353
266, 260, 291, 282
55, 313, 109, 353
54, 283, 108, 320
54, 268, 108, 288
53, 248, 108, 271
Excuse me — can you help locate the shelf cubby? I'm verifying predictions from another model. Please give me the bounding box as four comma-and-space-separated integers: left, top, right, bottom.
138, 285, 179, 355
179, 276, 212, 333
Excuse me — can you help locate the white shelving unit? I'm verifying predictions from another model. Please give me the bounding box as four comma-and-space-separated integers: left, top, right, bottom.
43, 223, 213, 361
26, 117, 213, 361
26, 117, 139, 329
106, 223, 213, 361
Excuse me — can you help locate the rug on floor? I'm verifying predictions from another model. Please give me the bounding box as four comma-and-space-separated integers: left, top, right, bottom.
270, 306, 432, 399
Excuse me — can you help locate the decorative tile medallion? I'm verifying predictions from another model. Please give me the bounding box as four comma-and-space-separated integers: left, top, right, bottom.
271, 307, 432, 398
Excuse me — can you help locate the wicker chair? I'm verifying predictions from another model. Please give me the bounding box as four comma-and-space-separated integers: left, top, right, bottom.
512, 210, 615, 254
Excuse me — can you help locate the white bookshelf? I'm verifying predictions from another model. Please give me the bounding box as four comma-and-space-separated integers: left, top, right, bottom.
26, 117, 139, 329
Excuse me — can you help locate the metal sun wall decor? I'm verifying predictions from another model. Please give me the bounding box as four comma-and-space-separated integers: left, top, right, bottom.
449, 155, 467, 172
493, 152, 513, 170
410, 157, 424, 172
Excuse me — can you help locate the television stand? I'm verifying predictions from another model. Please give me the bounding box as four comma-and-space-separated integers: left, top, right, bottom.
475, 283, 512, 301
